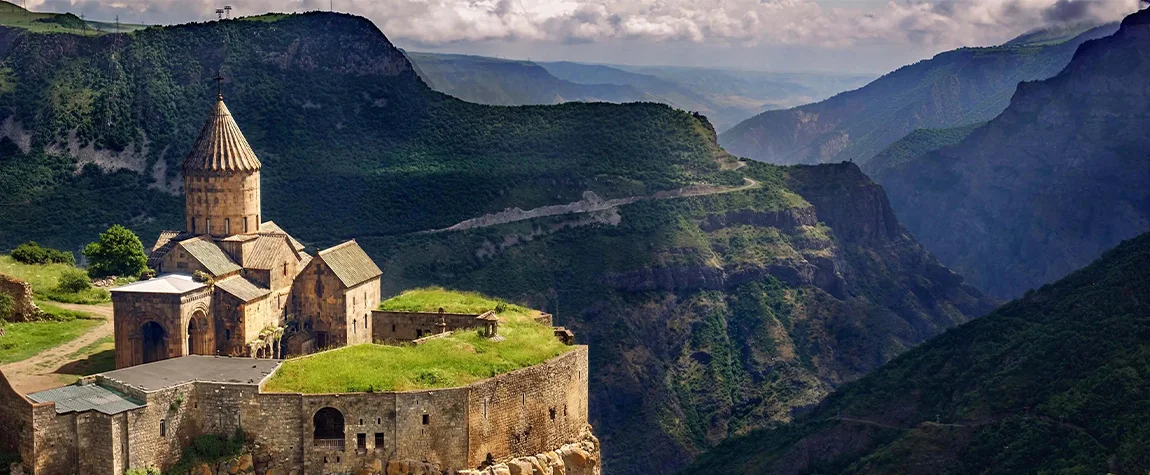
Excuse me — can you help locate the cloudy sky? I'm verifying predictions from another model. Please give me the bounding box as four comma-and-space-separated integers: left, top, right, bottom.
29, 0, 1142, 73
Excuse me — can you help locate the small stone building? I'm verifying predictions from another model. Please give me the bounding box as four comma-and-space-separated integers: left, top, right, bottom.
111, 92, 382, 369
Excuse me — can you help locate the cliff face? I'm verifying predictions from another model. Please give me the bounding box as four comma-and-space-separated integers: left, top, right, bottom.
368, 161, 996, 474
683, 231, 1150, 475
718, 24, 1118, 166
878, 10, 1150, 298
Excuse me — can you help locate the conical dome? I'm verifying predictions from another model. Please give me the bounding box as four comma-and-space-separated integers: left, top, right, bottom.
182, 96, 262, 173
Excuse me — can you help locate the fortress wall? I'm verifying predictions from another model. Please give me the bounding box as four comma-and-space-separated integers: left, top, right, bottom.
465, 346, 590, 467
372, 311, 488, 342
394, 388, 470, 467
124, 384, 202, 472
298, 392, 400, 473
76, 410, 116, 475
30, 405, 76, 474
0, 371, 35, 471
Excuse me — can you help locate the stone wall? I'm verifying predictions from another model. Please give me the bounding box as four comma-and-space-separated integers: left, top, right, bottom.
290, 258, 350, 349
372, 311, 488, 342
466, 347, 589, 468
460, 425, 600, 475
0, 371, 33, 472
0, 275, 42, 322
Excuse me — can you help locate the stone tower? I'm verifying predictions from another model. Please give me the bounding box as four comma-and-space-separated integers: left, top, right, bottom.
183, 91, 262, 237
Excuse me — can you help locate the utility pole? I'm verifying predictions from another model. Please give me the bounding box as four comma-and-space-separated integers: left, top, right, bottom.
224, 5, 232, 19
81, 13, 87, 36
215, 8, 224, 20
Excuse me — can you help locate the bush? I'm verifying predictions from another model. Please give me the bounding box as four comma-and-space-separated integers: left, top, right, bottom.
82, 225, 147, 278
124, 468, 160, 475
167, 429, 247, 475
0, 293, 13, 321
55, 268, 92, 293
11, 241, 75, 266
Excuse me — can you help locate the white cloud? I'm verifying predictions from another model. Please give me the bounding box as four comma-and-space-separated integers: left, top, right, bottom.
30, 0, 1142, 50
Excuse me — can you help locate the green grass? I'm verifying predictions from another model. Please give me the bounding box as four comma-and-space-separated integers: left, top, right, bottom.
0, 1, 144, 34
266, 289, 570, 393
0, 306, 101, 364
379, 287, 533, 318
0, 255, 111, 304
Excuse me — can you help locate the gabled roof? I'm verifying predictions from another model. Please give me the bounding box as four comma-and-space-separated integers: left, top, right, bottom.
148, 230, 193, 271
183, 96, 262, 173
317, 240, 382, 288
241, 233, 294, 270
178, 236, 241, 276
215, 276, 271, 303
260, 221, 305, 252
111, 274, 205, 294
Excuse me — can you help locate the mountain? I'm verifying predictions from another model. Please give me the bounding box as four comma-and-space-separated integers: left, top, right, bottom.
877, 9, 1150, 299
404, 52, 656, 106
405, 52, 873, 132
862, 122, 981, 179
0, 11, 994, 474
718, 23, 1119, 166
683, 230, 1150, 474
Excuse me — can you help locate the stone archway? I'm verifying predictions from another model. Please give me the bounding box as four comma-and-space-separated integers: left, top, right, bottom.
313, 407, 345, 449
187, 311, 210, 356
141, 321, 168, 364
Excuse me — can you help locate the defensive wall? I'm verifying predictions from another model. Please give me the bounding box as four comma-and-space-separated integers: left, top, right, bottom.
0, 346, 589, 474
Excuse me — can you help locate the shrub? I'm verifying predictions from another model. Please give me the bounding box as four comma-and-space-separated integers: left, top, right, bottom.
124, 468, 160, 475
11, 241, 75, 266
0, 293, 13, 321
82, 225, 147, 278
55, 268, 92, 293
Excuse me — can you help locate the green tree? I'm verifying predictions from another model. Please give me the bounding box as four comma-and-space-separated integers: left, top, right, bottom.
82, 225, 147, 278
55, 268, 92, 293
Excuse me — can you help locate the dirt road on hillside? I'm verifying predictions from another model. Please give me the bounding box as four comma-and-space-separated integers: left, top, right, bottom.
0, 303, 114, 393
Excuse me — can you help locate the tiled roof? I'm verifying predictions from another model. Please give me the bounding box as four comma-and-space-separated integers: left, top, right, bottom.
242, 233, 292, 270
148, 230, 193, 271
183, 97, 262, 173
318, 240, 382, 288
28, 384, 144, 415
260, 221, 305, 252
179, 237, 241, 276
111, 274, 205, 294
214, 276, 270, 303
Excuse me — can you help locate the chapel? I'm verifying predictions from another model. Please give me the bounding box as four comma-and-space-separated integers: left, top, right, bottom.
110, 90, 382, 369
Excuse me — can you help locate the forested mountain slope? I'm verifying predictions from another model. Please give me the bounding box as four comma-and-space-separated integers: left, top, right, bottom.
718, 24, 1117, 165
0, 12, 994, 473
684, 231, 1150, 474
878, 9, 1150, 299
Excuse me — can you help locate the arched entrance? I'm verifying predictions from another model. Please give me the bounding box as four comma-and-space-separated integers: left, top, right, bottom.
313, 407, 345, 450
187, 312, 209, 355
141, 321, 167, 364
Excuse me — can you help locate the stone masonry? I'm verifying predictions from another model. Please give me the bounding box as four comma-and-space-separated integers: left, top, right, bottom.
0, 275, 43, 322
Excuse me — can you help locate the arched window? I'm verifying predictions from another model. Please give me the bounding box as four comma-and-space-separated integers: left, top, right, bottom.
191, 217, 197, 234
206, 218, 211, 234
313, 407, 345, 449
244, 217, 249, 233
224, 218, 230, 235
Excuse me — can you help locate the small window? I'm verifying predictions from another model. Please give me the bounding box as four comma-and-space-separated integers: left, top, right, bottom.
357, 433, 366, 450
353, 320, 357, 335
244, 217, 249, 233
359, 418, 364, 425
225, 329, 231, 341
225, 218, 230, 234
550, 407, 557, 421
160, 419, 166, 437
376, 417, 381, 425
191, 217, 197, 233
391, 325, 396, 333
283, 263, 288, 277
374, 433, 384, 449
422, 414, 429, 425
206, 218, 211, 234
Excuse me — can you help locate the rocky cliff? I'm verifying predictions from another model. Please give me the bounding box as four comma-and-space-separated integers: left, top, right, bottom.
718, 24, 1118, 166
877, 9, 1150, 298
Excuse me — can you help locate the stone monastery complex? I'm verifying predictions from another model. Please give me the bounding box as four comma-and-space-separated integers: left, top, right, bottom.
0, 92, 595, 475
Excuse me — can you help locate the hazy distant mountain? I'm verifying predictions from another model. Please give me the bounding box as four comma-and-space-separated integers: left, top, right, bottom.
874, 12, 1150, 299
718, 23, 1119, 165
405, 51, 873, 132
684, 230, 1150, 474
405, 51, 656, 106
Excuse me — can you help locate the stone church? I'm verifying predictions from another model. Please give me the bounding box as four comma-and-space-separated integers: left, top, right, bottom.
110, 91, 382, 369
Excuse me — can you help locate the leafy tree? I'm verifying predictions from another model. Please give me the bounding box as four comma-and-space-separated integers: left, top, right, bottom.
82, 225, 147, 278
54, 268, 91, 293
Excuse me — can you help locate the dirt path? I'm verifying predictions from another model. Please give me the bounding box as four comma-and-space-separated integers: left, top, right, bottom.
0, 302, 114, 393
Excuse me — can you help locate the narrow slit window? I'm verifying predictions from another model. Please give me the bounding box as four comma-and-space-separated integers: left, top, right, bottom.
160, 419, 166, 437
224, 218, 230, 234
422, 414, 429, 425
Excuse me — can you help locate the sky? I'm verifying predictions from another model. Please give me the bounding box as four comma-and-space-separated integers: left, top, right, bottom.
28, 0, 1143, 74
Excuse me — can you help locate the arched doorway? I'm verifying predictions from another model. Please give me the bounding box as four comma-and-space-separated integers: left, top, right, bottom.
313, 407, 345, 450
141, 321, 167, 364
187, 312, 209, 355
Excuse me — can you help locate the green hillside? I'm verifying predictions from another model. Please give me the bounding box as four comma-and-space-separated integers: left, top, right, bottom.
683, 231, 1150, 474
0, 1, 143, 34
719, 23, 1118, 165
863, 122, 982, 179
0, 12, 995, 474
